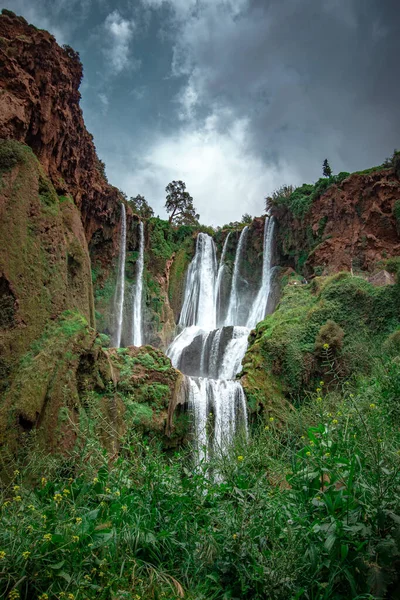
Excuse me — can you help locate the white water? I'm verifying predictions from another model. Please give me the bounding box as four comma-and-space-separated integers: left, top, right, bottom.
247, 216, 276, 329
225, 226, 249, 326
113, 203, 126, 348
179, 233, 218, 330
131, 221, 145, 346
168, 228, 257, 459
215, 232, 231, 327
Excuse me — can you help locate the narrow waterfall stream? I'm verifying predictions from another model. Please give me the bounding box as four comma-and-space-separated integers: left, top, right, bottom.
113, 204, 127, 348
168, 220, 275, 459
131, 221, 144, 346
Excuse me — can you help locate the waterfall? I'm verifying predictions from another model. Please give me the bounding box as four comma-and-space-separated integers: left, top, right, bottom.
215, 232, 231, 326
225, 226, 249, 326
113, 203, 126, 348
168, 231, 251, 460
246, 216, 275, 329
179, 233, 218, 330
131, 221, 145, 346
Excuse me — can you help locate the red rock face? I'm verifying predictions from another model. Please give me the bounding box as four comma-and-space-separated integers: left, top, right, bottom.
0, 11, 123, 259
272, 169, 400, 275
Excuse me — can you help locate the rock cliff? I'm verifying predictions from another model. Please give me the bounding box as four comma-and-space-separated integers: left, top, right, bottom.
0, 9, 125, 266
272, 167, 400, 276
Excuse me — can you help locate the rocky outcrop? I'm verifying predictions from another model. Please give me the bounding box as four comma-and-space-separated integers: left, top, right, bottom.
0, 10, 125, 266
272, 169, 400, 276
0, 311, 189, 459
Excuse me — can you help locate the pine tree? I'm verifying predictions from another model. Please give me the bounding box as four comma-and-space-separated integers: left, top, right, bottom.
323, 159, 332, 178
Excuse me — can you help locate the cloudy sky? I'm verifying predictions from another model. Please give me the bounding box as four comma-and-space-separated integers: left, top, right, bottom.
10, 0, 400, 225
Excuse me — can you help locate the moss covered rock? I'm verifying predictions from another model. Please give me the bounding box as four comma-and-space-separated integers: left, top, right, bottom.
242, 272, 400, 401
0, 141, 94, 387
0, 312, 189, 462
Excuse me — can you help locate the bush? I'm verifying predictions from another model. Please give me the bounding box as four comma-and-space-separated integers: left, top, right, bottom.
314, 319, 344, 354
0, 140, 28, 172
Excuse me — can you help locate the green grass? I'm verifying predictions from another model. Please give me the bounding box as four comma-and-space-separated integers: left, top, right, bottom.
1, 359, 400, 599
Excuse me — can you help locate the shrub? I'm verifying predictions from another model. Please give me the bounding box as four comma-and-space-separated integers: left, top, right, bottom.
314, 319, 345, 354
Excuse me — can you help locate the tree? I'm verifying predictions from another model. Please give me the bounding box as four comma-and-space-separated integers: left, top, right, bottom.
322, 159, 332, 178
241, 213, 253, 224
129, 194, 154, 219
265, 184, 294, 211
165, 180, 199, 225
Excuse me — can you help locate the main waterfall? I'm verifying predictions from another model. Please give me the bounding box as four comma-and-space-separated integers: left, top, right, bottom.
168, 219, 275, 459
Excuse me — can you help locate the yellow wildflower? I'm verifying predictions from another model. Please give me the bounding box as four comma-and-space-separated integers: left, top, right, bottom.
42, 514, 47, 521
0, 550, 6, 559
72, 535, 79, 543
75, 517, 82, 524
306, 451, 311, 456
316, 397, 322, 402
269, 417, 274, 422
105, 487, 111, 493
323, 343, 330, 350
237, 456, 244, 461
3, 500, 11, 507
63, 488, 70, 495
309, 441, 315, 447
324, 452, 330, 458
369, 403, 376, 409
232, 533, 237, 539
38, 594, 49, 600
14, 469, 20, 476
316, 388, 321, 393
332, 419, 338, 425
114, 490, 120, 497
9, 590, 20, 600
122, 505, 128, 512
27, 525, 33, 533
67, 595, 75, 600
22, 551, 30, 559
93, 477, 99, 484
43, 533, 52, 542
99, 571, 105, 577
13, 496, 22, 502
41, 477, 47, 486
28, 504, 35, 511
84, 574, 92, 581
264, 426, 269, 431
320, 381, 324, 386
13, 485, 20, 492
53, 493, 63, 503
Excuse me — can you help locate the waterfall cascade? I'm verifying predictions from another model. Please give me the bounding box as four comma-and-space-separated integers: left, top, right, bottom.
168, 219, 275, 458
112, 217, 145, 348
113, 204, 127, 348
131, 221, 145, 346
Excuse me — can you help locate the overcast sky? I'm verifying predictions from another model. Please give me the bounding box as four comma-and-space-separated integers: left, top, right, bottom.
9, 0, 400, 225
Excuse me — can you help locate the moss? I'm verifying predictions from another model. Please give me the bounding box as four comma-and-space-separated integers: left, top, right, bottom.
168, 247, 190, 317
243, 273, 400, 399
0, 139, 30, 173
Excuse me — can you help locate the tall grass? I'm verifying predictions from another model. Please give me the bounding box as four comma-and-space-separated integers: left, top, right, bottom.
1, 364, 400, 599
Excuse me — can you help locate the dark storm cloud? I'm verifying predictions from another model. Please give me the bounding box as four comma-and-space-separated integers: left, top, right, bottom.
6, 0, 400, 223
170, 0, 400, 177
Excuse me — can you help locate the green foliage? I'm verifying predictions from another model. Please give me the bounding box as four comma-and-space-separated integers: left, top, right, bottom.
128, 195, 154, 219
2, 374, 400, 599
314, 320, 345, 354
394, 200, 400, 225
244, 273, 400, 396
0, 139, 29, 173
322, 158, 332, 177
165, 180, 199, 225
241, 213, 253, 224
